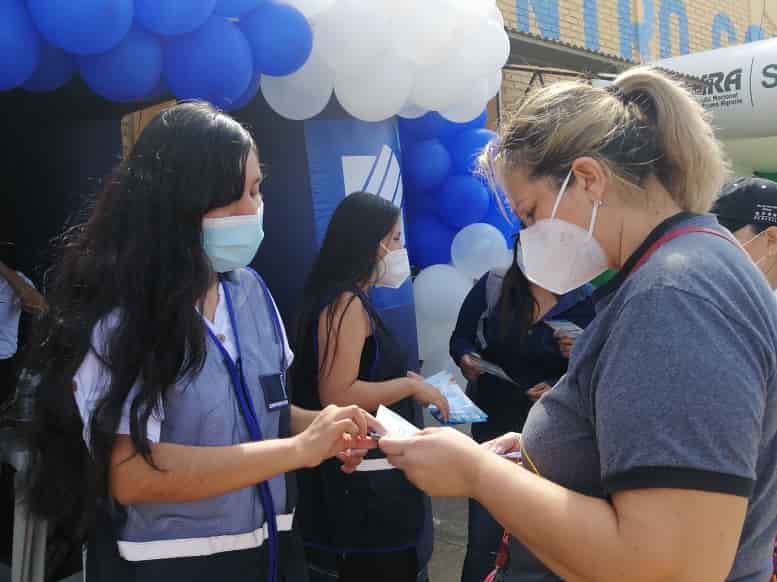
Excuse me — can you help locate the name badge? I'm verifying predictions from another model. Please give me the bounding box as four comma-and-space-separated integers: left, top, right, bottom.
259, 373, 288, 411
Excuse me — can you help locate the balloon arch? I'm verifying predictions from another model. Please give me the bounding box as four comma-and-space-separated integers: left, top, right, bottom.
1, 0, 517, 380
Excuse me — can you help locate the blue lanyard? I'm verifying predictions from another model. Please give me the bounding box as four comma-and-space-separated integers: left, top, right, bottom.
251, 268, 289, 385
203, 276, 283, 582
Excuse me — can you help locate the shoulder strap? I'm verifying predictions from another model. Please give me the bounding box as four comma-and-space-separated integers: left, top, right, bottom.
630, 226, 740, 275
484, 269, 507, 315
477, 270, 506, 350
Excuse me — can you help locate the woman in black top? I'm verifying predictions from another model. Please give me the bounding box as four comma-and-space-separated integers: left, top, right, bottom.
450, 237, 595, 582
291, 192, 449, 582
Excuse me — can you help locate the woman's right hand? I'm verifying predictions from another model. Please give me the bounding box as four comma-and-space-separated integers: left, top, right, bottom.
459, 353, 482, 382
295, 404, 380, 468
408, 372, 450, 422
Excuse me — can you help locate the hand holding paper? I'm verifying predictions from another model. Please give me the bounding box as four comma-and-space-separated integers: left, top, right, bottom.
408, 371, 450, 422
424, 371, 488, 425
545, 319, 584, 339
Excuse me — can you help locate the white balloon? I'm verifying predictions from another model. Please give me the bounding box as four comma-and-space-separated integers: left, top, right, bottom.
417, 317, 455, 361
495, 246, 514, 271
314, 0, 392, 80
414, 264, 473, 322
335, 50, 415, 122
456, 19, 511, 79
440, 77, 491, 123
487, 2, 505, 26
389, 0, 460, 67
398, 101, 428, 119
451, 223, 510, 281
284, 0, 335, 18
411, 21, 508, 111
452, 0, 497, 23
486, 69, 503, 99
261, 50, 334, 121
410, 59, 466, 111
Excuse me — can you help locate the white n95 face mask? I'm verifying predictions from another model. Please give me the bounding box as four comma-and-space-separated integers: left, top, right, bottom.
375, 245, 411, 289
519, 171, 609, 295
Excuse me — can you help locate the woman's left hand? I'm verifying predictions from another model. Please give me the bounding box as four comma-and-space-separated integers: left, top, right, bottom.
526, 382, 552, 402
555, 333, 575, 359
379, 427, 485, 497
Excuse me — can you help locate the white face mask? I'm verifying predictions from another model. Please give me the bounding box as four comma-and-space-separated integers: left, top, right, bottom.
519, 171, 609, 295
743, 231, 769, 266
375, 244, 411, 289
743, 231, 777, 288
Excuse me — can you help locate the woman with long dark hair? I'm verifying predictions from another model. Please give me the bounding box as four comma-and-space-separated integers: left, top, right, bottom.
450, 235, 594, 582
291, 192, 448, 582
23, 102, 377, 582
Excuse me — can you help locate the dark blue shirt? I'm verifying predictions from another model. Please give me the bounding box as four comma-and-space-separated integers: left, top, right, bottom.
449, 273, 595, 437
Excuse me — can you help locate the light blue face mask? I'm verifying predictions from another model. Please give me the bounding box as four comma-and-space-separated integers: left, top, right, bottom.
202, 207, 264, 273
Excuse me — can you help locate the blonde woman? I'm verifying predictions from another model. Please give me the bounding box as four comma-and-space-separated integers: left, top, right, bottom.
380, 67, 777, 582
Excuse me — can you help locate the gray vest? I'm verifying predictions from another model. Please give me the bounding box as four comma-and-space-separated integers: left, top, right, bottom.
116, 268, 294, 562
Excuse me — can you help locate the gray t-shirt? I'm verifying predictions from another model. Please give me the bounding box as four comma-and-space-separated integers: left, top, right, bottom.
502, 213, 777, 581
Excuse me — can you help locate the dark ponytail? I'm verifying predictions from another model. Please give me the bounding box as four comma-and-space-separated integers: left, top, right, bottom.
497, 236, 538, 342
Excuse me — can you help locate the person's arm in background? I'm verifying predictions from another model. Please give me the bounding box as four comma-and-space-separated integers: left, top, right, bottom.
0, 261, 47, 315
318, 293, 449, 419
450, 274, 488, 382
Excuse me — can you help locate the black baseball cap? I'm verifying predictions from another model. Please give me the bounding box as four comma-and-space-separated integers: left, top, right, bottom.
711, 177, 777, 232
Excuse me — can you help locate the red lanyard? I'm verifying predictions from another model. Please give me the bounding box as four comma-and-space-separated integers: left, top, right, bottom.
629, 226, 739, 275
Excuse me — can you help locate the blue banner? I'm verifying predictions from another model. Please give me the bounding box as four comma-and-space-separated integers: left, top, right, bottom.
304, 117, 420, 370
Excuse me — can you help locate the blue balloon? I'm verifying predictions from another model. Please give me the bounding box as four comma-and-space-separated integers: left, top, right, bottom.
79, 29, 163, 102
147, 77, 171, 100
0, 0, 41, 90
407, 214, 457, 268
436, 175, 490, 229
27, 0, 133, 55
403, 139, 452, 193
403, 190, 438, 220
440, 110, 489, 146
164, 16, 253, 110
22, 42, 76, 92
135, 0, 216, 36
449, 128, 497, 175
398, 124, 420, 148
398, 111, 484, 142
214, 0, 266, 16
398, 112, 452, 141
223, 75, 261, 111
241, 1, 312, 76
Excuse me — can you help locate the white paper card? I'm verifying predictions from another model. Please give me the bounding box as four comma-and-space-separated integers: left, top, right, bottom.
545, 319, 584, 338
478, 360, 518, 385
376, 405, 420, 438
